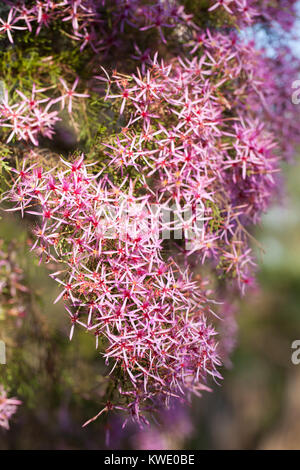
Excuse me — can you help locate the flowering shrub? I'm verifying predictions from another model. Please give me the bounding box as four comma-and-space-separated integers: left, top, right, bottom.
0, 0, 299, 431
4, 155, 221, 424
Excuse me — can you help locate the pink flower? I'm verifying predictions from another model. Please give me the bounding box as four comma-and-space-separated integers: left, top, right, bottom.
0, 386, 21, 430
56, 77, 89, 113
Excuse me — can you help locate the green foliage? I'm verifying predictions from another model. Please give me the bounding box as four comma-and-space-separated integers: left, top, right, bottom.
183, 0, 238, 28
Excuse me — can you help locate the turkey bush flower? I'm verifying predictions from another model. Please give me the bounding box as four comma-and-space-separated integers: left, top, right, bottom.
1, 0, 300, 429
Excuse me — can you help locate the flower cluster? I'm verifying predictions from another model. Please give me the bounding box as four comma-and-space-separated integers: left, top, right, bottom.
0, 79, 88, 146
4, 155, 221, 424
1, 0, 300, 429
208, 0, 298, 29
0, 386, 21, 430
1, 1, 297, 57
187, 28, 300, 161
1, 0, 192, 50
103, 41, 286, 292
